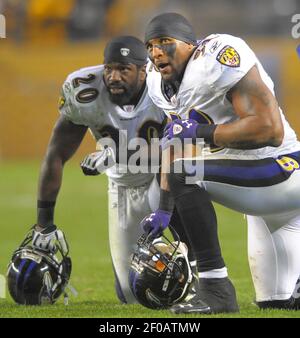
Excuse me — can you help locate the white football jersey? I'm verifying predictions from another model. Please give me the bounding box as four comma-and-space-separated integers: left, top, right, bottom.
59, 65, 165, 186
146, 34, 300, 159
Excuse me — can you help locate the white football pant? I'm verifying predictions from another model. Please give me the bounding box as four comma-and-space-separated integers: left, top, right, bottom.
196, 168, 300, 301
108, 176, 160, 303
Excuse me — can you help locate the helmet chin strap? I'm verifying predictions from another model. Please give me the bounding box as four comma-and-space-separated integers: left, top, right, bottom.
167, 241, 193, 304
50, 257, 78, 306
177, 241, 193, 285
63, 283, 78, 306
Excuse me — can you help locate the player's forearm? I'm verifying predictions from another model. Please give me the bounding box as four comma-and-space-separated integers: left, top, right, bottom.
213, 115, 283, 149
36, 151, 65, 230
160, 172, 169, 191
38, 116, 87, 202
159, 147, 177, 212
160, 171, 174, 212
160, 146, 174, 191
38, 152, 64, 202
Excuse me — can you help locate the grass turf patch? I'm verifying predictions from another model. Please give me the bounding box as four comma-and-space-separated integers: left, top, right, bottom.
1, 160, 300, 318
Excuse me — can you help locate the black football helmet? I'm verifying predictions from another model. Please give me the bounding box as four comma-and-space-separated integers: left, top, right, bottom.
128, 227, 193, 309
7, 231, 72, 305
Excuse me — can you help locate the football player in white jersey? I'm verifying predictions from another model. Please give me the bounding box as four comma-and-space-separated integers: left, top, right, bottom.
141, 12, 300, 313
23, 36, 166, 304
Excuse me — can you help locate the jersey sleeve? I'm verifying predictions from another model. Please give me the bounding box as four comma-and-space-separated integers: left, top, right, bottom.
58, 78, 88, 126
204, 35, 257, 95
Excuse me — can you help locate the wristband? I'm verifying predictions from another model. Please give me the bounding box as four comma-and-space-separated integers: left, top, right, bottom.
37, 200, 56, 208
196, 124, 217, 144
37, 200, 56, 228
159, 189, 174, 212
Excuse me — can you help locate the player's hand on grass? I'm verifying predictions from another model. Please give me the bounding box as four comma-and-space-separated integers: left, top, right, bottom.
80, 148, 116, 176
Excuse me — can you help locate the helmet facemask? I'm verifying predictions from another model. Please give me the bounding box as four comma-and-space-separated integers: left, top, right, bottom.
129, 227, 193, 309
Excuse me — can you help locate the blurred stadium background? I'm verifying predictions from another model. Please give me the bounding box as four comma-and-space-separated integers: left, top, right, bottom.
1, 0, 300, 317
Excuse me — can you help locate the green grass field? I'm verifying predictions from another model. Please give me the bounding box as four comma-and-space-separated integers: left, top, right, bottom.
1, 160, 300, 318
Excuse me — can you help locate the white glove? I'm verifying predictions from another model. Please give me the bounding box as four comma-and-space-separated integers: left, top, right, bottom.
80, 148, 116, 176
32, 225, 69, 255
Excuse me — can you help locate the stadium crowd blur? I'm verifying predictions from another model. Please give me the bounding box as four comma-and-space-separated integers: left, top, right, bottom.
0, 0, 299, 159
2, 0, 300, 41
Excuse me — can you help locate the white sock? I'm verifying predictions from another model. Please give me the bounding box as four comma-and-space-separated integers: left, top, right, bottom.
198, 267, 228, 279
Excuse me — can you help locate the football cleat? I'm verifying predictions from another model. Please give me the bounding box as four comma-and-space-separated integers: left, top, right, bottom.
256, 277, 300, 310
170, 277, 239, 314
170, 294, 212, 314
256, 299, 299, 310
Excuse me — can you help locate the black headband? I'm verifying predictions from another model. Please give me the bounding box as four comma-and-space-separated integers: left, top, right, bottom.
145, 13, 197, 45
104, 36, 148, 66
